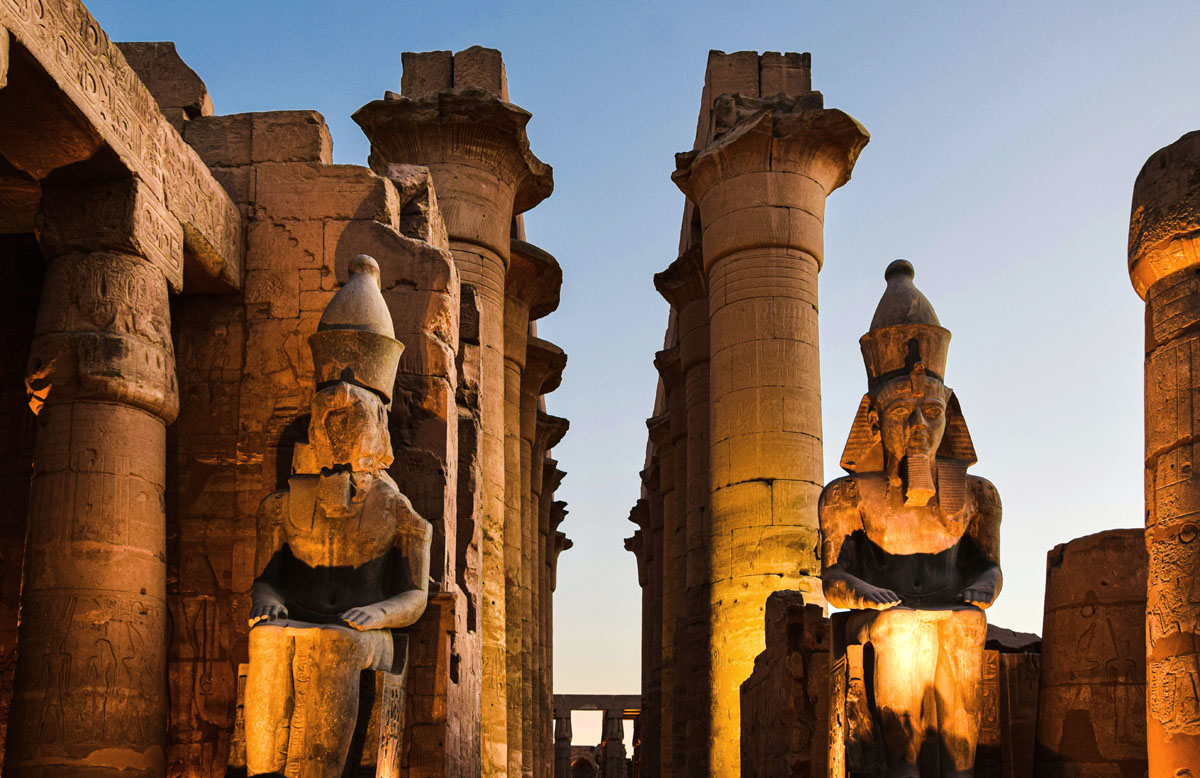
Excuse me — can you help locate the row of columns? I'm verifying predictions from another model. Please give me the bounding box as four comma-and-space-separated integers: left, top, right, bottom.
627, 50, 868, 778
354, 48, 569, 778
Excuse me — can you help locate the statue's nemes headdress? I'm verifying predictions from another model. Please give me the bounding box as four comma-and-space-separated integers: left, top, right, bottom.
309, 254, 404, 406
840, 261, 977, 508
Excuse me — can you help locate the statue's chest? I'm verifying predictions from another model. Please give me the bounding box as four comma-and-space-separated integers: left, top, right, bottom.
862, 502, 970, 556
285, 477, 398, 568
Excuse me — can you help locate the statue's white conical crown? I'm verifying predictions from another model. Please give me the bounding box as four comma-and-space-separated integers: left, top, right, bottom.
309, 254, 404, 404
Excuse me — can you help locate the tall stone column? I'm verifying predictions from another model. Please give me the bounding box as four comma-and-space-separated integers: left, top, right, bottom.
672, 96, 868, 776
654, 248, 710, 776
1129, 130, 1200, 777
5, 178, 181, 777
507, 242, 562, 778
356, 76, 552, 777
645, 415, 677, 778
531, 413, 568, 778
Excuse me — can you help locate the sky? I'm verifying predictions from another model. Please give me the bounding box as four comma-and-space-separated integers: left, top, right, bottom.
88, 0, 1200, 749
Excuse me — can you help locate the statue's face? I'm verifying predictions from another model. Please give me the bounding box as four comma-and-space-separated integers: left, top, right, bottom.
875, 377, 949, 465
308, 382, 390, 471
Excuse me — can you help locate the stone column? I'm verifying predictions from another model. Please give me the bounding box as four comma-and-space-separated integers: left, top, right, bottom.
625, 499, 653, 778
522, 341, 566, 778
672, 96, 867, 776
355, 79, 553, 777
5, 178, 181, 778
645, 414, 677, 778
535, 417, 568, 778
654, 247, 711, 776
508, 242, 563, 778
1035, 529, 1147, 777
554, 711, 574, 778
1129, 130, 1200, 777
601, 709, 627, 778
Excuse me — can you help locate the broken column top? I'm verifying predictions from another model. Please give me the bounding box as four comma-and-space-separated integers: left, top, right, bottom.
706, 50, 813, 101
1129, 129, 1200, 298
400, 46, 510, 101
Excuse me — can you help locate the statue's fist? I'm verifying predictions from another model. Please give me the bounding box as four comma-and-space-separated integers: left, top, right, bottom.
249, 602, 288, 627
342, 605, 387, 631
960, 584, 996, 607
859, 585, 902, 610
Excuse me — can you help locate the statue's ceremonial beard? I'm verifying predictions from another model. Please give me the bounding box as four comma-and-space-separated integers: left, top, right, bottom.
903, 452, 935, 507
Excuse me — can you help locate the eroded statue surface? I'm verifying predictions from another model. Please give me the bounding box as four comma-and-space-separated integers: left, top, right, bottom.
244, 254, 432, 777
820, 260, 1002, 778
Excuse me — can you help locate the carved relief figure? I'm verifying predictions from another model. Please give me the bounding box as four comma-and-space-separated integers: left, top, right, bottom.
244, 255, 432, 777
820, 260, 1002, 778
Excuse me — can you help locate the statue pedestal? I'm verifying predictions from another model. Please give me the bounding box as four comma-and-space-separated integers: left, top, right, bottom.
227, 636, 408, 777
827, 613, 1039, 778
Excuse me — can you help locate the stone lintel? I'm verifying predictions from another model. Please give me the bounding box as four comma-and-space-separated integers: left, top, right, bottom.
554, 694, 642, 715
654, 246, 706, 309
1129, 130, 1200, 299
0, 0, 243, 291
38, 177, 184, 290
116, 41, 213, 131
508, 238, 562, 319
402, 46, 510, 102
353, 90, 553, 214
673, 102, 869, 205
536, 411, 570, 451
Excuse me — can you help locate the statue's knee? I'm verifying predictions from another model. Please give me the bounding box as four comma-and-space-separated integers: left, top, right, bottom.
946, 607, 987, 641
870, 607, 919, 641
248, 624, 287, 655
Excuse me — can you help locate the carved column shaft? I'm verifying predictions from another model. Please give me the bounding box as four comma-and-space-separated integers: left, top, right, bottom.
1129, 130, 1200, 776
646, 415, 676, 778
673, 102, 867, 776
554, 712, 573, 778
534, 411, 567, 778
6, 180, 180, 778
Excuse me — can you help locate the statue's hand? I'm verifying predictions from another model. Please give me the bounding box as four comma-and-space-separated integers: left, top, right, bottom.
858, 584, 902, 610
249, 602, 288, 627
960, 583, 996, 607
342, 605, 387, 631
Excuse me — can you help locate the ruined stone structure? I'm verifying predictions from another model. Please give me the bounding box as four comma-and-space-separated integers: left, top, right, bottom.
0, 2, 569, 776
552, 695, 640, 778
626, 49, 869, 778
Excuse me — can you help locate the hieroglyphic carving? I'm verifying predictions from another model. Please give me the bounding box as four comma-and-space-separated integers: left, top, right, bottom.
10, 591, 165, 753
0, 0, 242, 287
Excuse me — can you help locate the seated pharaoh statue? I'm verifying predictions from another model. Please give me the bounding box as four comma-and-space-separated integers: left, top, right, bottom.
244, 255, 432, 777
819, 260, 1002, 778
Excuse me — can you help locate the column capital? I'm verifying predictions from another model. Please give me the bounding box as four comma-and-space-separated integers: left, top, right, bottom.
550, 500, 569, 532
646, 413, 672, 448
654, 246, 706, 310
673, 98, 868, 202
353, 91, 553, 215
37, 177, 184, 291
1129, 130, 1200, 299
536, 410, 570, 452
654, 347, 684, 393
625, 529, 647, 586
542, 457, 566, 494
508, 239, 562, 320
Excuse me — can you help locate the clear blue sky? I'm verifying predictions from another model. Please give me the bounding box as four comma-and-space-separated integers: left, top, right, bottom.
89, 0, 1200, 747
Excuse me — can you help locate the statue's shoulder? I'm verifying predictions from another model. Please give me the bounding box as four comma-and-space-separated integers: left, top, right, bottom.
374, 481, 432, 542
820, 474, 861, 508
966, 475, 1001, 516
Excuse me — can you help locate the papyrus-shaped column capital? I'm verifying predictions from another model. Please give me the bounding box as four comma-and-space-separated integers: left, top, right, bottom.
508, 239, 563, 320
673, 101, 868, 270
1129, 130, 1200, 298
353, 91, 553, 259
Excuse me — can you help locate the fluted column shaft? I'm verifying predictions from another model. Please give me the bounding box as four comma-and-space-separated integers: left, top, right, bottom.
673, 106, 867, 777
1129, 130, 1200, 777
6, 179, 181, 778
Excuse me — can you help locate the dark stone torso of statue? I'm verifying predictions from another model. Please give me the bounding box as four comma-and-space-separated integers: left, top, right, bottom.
244, 255, 432, 778
820, 260, 1002, 778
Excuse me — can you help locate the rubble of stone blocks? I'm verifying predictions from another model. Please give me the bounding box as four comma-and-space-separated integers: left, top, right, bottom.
0, 1, 569, 775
